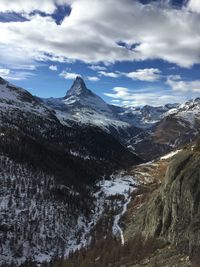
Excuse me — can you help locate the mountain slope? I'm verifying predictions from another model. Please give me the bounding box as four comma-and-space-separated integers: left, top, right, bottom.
0, 76, 142, 266
0, 156, 92, 266
0, 77, 141, 183
124, 147, 200, 259
131, 98, 200, 160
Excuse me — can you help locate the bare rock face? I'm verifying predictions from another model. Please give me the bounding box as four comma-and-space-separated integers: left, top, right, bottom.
128, 150, 200, 254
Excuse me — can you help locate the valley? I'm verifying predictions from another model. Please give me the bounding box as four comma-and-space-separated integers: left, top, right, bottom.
0, 76, 200, 267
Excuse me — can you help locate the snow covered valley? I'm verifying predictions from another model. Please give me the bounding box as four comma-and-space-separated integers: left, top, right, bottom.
0, 155, 138, 266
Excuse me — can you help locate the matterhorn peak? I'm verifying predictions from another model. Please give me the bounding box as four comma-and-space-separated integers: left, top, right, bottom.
65, 76, 92, 98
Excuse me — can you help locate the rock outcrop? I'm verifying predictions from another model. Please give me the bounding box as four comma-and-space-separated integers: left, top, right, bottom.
126, 150, 200, 255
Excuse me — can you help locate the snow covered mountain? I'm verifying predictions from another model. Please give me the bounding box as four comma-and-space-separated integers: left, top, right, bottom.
41, 76, 181, 155
42, 76, 177, 131
111, 103, 179, 129
42, 77, 132, 132
132, 98, 200, 160
0, 76, 142, 265
0, 76, 139, 171
0, 77, 54, 119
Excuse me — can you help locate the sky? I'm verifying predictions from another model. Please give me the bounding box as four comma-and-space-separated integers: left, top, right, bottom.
0, 0, 200, 106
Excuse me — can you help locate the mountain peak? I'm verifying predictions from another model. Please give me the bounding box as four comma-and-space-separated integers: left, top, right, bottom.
72, 76, 86, 90
65, 76, 92, 98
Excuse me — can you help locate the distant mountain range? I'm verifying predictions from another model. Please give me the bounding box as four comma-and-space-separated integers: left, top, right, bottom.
41, 76, 178, 130
40, 76, 200, 160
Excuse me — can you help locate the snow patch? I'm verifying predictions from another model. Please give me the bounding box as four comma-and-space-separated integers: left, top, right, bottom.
160, 149, 182, 160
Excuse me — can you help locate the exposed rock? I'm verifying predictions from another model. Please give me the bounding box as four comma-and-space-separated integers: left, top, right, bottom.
125, 150, 200, 255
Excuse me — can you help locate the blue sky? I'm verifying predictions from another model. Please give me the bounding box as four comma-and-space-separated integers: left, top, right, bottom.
0, 0, 199, 106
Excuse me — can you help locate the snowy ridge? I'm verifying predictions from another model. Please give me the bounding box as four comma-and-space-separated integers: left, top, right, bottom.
160, 149, 182, 160
0, 78, 52, 118
165, 98, 200, 128
112, 103, 179, 129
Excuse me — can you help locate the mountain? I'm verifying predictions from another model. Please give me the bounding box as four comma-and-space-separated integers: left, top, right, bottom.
0, 76, 141, 178
111, 103, 179, 129
50, 147, 196, 267
41, 77, 181, 157
0, 76, 142, 266
133, 98, 200, 160
0, 76, 54, 118
42, 77, 178, 131
42, 76, 124, 129
40, 77, 200, 161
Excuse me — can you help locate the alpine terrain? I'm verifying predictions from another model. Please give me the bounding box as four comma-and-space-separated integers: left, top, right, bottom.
0, 76, 200, 267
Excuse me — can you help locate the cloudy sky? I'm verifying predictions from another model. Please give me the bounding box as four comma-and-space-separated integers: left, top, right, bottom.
0, 0, 200, 106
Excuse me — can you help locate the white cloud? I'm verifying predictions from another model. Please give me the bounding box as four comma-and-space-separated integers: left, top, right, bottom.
99, 71, 121, 78
0, 68, 35, 80
98, 68, 161, 82
0, 0, 199, 67
5, 72, 35, 81
49, 65, 58, 71
104, 85, 199, 106
0, 44, 42, 70
0, 0, 72, 14
89, 65, 107, 71
126, 68, 161, 82
166, 76, 200, 92
104, 87, 131, 100
187, 0, 200, 13
59, 71, 80, 79
87, 76, 100, 81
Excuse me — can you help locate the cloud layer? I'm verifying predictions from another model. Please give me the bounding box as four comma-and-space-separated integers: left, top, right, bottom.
0, 0, 199, 68
104, 85, 199, 107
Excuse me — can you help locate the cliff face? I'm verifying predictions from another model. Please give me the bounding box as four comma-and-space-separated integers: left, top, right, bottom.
126, 150, 200, 255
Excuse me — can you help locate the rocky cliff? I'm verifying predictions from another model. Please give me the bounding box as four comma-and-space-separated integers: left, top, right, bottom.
125, 149, 200, 257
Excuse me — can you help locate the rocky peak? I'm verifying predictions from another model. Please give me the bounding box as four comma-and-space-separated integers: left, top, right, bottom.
64, 76, 93, 98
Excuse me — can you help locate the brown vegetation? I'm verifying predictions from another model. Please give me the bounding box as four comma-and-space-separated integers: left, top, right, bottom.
51, 233, 165, 267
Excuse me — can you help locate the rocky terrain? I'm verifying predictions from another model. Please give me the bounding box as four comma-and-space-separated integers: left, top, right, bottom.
126, 149, 200, 253
1, 76, 200, 266
122, 145, 200, 266
51, 148, 198, 267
